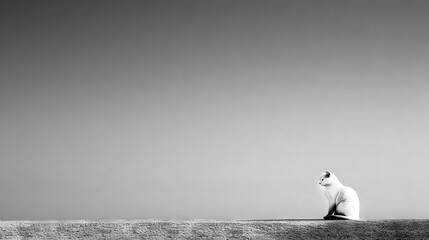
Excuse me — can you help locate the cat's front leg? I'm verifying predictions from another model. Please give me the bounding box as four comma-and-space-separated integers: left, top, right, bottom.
324, 204, 336, 219
326, 203, 336, 216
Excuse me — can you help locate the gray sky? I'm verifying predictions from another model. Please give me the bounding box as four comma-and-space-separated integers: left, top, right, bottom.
1, 0, 429, 220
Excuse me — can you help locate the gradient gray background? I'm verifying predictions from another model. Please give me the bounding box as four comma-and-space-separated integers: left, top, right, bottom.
1, 0, 429, 220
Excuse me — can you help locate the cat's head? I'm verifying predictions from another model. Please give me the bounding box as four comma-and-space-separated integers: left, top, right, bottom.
319, 171, 334, 186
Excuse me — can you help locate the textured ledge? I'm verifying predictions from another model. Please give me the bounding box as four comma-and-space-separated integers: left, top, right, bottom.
1, 219, 428, 239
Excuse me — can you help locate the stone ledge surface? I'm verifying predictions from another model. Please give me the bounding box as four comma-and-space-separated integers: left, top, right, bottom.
0, 219, 428, 239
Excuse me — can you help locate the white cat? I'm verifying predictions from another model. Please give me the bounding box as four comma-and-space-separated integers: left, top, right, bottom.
319, 171, 360, 220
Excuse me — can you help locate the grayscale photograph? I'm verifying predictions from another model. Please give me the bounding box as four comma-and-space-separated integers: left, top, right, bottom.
1, 0, 428, 238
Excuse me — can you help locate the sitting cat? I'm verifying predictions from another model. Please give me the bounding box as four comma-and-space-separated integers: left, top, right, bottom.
319, 171, 360, 220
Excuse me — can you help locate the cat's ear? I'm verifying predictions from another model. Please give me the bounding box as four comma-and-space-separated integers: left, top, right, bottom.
325, 171, 331, 177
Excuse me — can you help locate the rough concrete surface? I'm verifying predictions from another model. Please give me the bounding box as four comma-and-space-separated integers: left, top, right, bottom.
0, 219, 428, 239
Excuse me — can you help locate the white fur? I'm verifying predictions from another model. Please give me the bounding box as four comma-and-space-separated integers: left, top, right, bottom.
319, 172, 360, 220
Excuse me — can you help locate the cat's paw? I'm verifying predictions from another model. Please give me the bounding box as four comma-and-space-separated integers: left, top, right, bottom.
324, 215, 351, 220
